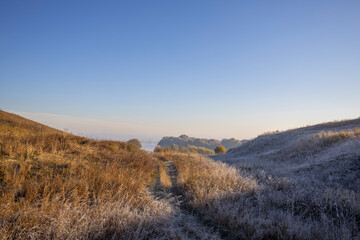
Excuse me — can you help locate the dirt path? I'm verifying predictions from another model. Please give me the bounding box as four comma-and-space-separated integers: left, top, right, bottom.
163, 161, 187, 208
152, 158, 222, 240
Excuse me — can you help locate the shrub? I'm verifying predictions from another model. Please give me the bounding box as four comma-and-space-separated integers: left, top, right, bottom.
214, 145, 226, 154
127, 138, 142, 149
154, 145, 162, 152
154, 145, 173, 153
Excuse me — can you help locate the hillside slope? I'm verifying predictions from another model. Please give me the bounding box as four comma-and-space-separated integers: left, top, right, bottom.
212, 118, 360, 190
199, 118, 360, 239
0, 110, 60, 135
0, 111, 218, 239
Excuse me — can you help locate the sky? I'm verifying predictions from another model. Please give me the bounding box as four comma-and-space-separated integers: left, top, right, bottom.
1, 0, 360, 142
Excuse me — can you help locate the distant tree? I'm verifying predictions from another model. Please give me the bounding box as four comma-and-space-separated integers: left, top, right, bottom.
214, 145, 226, 154
127, 138, 142, 149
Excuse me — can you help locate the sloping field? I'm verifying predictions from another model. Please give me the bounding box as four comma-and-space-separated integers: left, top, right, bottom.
206, 118, 360, 239
1, 111, 359, 239
0, 111, 219, 239
213, 118, 360, 190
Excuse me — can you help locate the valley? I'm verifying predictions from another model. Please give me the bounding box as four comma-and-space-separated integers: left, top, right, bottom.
0, 110, 359, 239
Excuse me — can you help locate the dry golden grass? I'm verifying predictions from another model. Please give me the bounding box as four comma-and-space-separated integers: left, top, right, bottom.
173, 153, 257, 207
153, 149, 174, 162
312, 128, 360, 145
153, 157, 172, 188
0, 111, 175, 239
158, 164, 172, 188
2, 110, 359, 239
0, 111, 228, 239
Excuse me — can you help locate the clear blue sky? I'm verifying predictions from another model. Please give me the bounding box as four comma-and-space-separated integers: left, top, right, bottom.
1, 0, 360, 140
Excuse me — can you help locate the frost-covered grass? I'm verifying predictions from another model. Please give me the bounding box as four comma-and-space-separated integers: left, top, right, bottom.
2, 110, 359, 239
174, 153, 257, 207
173, 152, 360, 239
178, 120, 360, 239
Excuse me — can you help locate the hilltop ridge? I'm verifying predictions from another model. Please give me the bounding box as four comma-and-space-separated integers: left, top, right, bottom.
157, 134, 246, 151
221, 117, 360, 158
0, 110, 60, 135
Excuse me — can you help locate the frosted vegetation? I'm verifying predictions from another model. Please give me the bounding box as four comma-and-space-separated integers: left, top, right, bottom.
206, 118, 360, 239
1, 110, 359, 239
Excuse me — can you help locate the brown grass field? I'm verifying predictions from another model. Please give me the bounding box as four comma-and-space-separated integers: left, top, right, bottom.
1, 110, 359, 239
0, 110, 175, 239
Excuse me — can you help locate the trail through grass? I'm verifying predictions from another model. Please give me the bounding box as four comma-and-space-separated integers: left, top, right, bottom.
152, 155, 221, 239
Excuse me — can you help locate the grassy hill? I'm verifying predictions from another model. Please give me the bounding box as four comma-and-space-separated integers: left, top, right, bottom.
0, 111, 172, 239
206, 118, 360, 238
0, 110, 60, 135
213, 118, 360, 191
